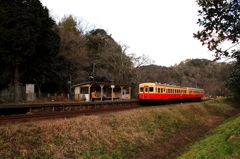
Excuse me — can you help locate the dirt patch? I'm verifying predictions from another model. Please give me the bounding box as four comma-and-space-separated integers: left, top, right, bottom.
137, 115, 226, 159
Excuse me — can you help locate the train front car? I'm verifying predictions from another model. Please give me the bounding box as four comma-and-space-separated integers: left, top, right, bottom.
138, 83, 158, 104
138, 82, 186, 104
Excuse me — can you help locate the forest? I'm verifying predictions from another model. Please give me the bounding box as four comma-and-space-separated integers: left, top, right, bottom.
0, 0, 239, 102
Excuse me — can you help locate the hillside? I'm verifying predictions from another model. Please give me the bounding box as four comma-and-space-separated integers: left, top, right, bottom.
137, 59, 234, 97
0, 99, 239, 159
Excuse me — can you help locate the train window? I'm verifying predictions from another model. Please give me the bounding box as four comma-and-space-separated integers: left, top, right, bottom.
158, 88, 160, 93
140, 87, 144, 92
161, 88, 163, 93
149, 87, 154, 92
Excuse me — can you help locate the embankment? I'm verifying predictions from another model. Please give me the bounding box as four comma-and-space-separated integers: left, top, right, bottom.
0, 99, 239, 159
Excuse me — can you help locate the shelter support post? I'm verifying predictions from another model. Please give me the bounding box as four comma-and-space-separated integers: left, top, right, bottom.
129, 87, 131, 100
100, 84, 104, 101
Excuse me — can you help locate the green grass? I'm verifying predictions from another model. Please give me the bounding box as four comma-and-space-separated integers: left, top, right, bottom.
178, 114, 240, 159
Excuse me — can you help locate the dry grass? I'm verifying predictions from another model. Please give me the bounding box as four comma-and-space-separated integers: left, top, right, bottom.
0, 99, 238, 159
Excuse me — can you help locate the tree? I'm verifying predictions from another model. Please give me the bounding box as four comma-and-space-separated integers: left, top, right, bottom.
195, 0, 240, 97
57, 15, 90, 91
226, 61, 240, 97
85, 29, 134, 83
129, 53, 154, 83
0, 0, 60, 100
194, 0, 240, 59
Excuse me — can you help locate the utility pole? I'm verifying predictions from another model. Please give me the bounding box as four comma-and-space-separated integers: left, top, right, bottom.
89, 63, 96, 82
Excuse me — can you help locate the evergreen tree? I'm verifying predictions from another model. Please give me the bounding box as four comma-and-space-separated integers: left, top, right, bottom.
0, 0, 60, 98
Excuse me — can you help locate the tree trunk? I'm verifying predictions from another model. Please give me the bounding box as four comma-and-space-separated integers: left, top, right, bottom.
13, 66, 19, 102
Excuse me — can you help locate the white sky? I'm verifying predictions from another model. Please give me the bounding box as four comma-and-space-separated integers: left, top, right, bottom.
40, 0, 215, 66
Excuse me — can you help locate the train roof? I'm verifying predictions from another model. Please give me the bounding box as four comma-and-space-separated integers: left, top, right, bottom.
139, 82, 204, 90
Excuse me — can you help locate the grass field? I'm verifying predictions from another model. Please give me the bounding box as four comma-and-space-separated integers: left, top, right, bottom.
0, 99, 239, 159
178, 113, 240, 159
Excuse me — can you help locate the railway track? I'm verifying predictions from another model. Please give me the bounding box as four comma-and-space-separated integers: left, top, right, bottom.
0, 102, 140, 125
0, 99, 209, 125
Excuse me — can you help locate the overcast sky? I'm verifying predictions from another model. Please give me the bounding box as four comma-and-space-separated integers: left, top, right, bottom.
40, 0, 215, 66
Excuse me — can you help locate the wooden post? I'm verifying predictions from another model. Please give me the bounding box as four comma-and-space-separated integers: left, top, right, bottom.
88, 85, 91, 102
100, 85, 104, 101
129, 87, 132, 100
120, 86, 124, 100
111, 85, 115, 101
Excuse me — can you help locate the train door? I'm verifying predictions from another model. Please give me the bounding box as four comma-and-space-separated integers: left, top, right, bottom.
143, 86, 149, 99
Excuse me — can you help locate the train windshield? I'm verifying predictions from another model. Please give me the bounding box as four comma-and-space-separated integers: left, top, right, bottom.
140, 87, 144, 92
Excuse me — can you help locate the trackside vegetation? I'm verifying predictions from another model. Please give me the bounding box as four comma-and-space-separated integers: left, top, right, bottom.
178, 114, 240, 159
0, 99, 239, 159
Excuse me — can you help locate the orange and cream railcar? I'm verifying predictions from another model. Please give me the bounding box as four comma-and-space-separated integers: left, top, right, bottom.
138, 82, 204, 102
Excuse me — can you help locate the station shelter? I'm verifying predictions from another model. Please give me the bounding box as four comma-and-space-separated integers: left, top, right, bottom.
72, 82, 132, 102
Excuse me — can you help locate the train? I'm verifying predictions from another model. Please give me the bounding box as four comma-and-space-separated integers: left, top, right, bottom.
138, 82, 204, 104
